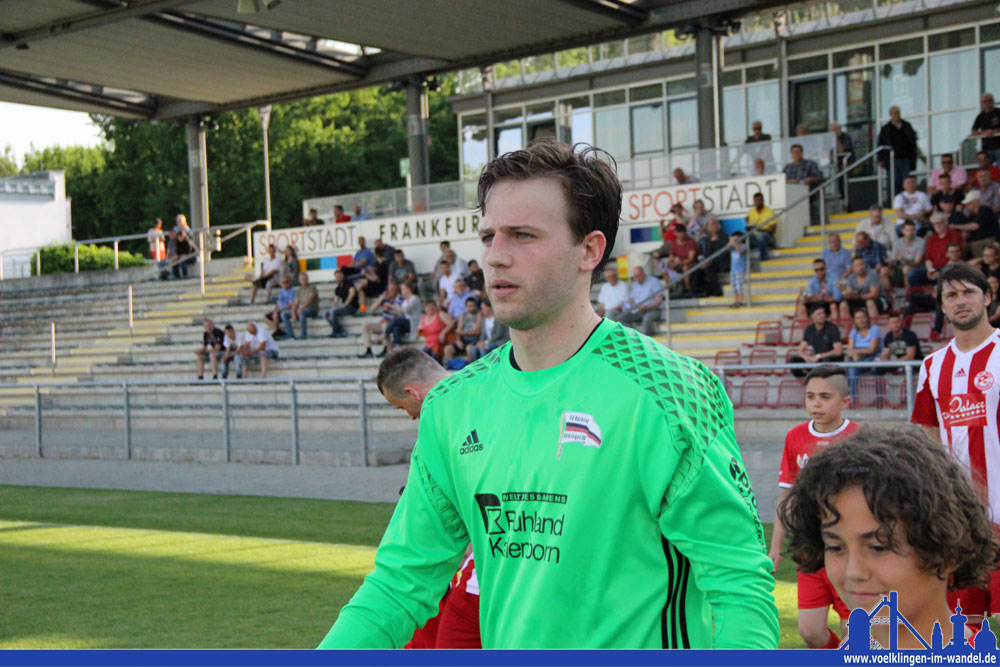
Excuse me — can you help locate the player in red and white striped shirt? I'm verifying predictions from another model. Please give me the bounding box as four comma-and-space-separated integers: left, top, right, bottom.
911, 263, 1000, 626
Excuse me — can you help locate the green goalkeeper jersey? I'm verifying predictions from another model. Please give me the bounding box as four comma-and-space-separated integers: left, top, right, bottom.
320, 320, 778, 648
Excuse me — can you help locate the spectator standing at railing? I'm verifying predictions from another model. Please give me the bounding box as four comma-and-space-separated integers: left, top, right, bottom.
595, 265, 627, 318
699, 218, 729, 298
970, 150, 1000, 184
334, 205, 351, 223
893, 175, 932, 236
672, 167, 699, 186
352, 204, 372, 221
797, 258, 842, 319
972, 93, 1000, 167
751, 157, 768, 176
970, 170, 1000, 214
822, 233, 853, 283
609, 265, 663, 335
783, 144, 823, 226
147, 218, 165, 261
855, 205, 894, 252
743, 121, 774, 170
746, 191, 777, 261
929, 173, 964, 211
235, 322, 279, 379
928, 153, 968, 195
877, 106, 920, 205
173, 229, 195, 279
830, 122, 855, 210
305, 208, 323, 226
885, 220, 924, 292
247, 243, 282, 304
954, 190, 1000, 258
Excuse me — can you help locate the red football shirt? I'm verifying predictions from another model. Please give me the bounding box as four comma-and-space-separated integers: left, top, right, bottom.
779, 419, 859, 488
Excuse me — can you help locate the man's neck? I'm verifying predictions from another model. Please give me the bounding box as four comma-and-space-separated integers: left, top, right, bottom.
953, 319, 995, 353
812, 416, 845, 434
509, 297, 602, 372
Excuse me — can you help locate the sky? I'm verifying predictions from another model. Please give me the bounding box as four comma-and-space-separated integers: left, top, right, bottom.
1, 101, 103, 166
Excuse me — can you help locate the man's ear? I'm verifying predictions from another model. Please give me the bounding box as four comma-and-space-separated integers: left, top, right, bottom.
580, 230, 608, 274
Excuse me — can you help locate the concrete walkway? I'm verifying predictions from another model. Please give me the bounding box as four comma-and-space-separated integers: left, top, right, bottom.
0, 458, 409, 503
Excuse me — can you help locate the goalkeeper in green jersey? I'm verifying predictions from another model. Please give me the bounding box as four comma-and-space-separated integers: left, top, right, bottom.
319, 139, 779, 649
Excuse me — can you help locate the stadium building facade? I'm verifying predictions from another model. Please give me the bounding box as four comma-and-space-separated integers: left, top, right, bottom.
449, 0, 1000, 209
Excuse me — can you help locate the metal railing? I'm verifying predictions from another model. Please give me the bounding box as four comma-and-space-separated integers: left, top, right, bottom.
2, 376, 388, 467
0, 219, 270, 284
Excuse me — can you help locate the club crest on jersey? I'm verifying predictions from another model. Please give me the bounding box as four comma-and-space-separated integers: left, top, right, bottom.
557, 411, 602, 460
975, 371, 995, 391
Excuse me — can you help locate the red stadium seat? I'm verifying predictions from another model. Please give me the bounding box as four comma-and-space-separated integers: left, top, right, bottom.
787, 319, 810, 345
736, 379, 770, 409
755, 321, 783, 346
775, 378, 804, 408
748, 347, 777, 375
855, 377, 890, 409
908, 313, 934, 342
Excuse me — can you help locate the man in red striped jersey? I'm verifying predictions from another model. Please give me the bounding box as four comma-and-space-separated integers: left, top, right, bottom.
911, 262, 1000, 627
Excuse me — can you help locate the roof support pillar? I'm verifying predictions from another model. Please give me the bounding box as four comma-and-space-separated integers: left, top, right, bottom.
186, 119, 211, 249
405, 78, 431, 189
695, 23, 722, 150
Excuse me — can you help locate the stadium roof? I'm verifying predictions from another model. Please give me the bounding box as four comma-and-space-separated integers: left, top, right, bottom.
0, 0, 788, 120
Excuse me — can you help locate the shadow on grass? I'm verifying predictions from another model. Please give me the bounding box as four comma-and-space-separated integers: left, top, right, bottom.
0, 540, 377, 649
0, 486, 395, 547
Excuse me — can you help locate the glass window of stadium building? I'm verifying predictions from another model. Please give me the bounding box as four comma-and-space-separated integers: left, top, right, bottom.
452, 1, 1000, 210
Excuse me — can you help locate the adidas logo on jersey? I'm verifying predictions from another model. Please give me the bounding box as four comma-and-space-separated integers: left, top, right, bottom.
955, 368, 967, 378
459, 429, 483, 455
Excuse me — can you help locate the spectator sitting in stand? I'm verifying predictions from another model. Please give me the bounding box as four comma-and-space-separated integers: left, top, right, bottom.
264, 275, 297, 337
219, 324, 238, 379
909, 213, 964, 287
855, 204, 894, 252
147, 218, 165, 261
853, 231, 888, 277
839, 256, 884, 321
940, 194, 968, 228
235, 322, 279, 379
673, 167, 699, 185
595, 265, 628, 318
609, 266, 664, 335
970, 169, 1000, 214
442, 297, 481, 368
443, 248, 469, 279
904, 242, 964, 340
352, 203, 372, 221
283, 272, 320, 339
928, 153, 968, 195
358, 246, 390, 311
382, 282, 423, 358
969, 150, 1000, 185
666, 224, 699, 297
972, 93, 1000, 167
373, 238, 395, 263
280, 244, 300, 283
884, 219, 925, 292
195, 318, 225, 380
359, 283, 403, 358
418, 241, 451, 302
390, 249, 417, 289
333, 204, 351, 223
893, 175, 932, 236
746, 192, 777, 261
465, 259, 485, 295
797, 258, 842, 319
954, 190, 1000, 258
929, 173, 964, 211
880, 313, 922, 366
789, 305, 845, 377
444, 278, 476, 320
971, 242, 1000, 279
751, 157, 768, 176
437, 260, 459, 306
474, 299, 510, 361
822, 233, 853, 283
418, 300, 453, 363
247, 244, 282, 304
325, 268, 359, 338
698, 218, 729, 298
687, 199, 711, 240
305, 208, 323, 226
845, 308, 882, 396
342, 236, 375, 281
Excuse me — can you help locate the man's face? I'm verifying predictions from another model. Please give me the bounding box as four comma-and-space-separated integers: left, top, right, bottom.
335, 270, 344, 283
790, 146, 803, 162
605, 267, 618, 284
903, 177, 916, 193
299, 272, 308, 286
707, 219, 720, 235
308, 209, 318, 219
694, 200, 705, 214
395, 251, 405, 265
932, 218, 948, 235
855, 233, 869, 250
280, 277, 292, 289
978, 170, 990, 189
358, 236, 366, 249
386, 388, 423, 420
632, 266, 646, 284
984, 94, 995, 111
946, 245, 962, 263
853, 258, 867, 276
939, 175, 952, 191
984, 247, 998, 265
941, 279, 991, 331
445, 249, 457, 263
941, 199, 954, 213
978, 153, 990, 168
811, 306, 827, 327
247, 323, 257, 336
753, 195, 764, 209
673, 168, 683, 181
889, 106, 901, 121
268, 245, 276, 258
675, 227, 687, 241
752, 123, 763, 138
440, 261, 451, 276
813, 262, 827, 281
941, 155, 954, 172
481, 178, 593, 331
902, 223, 916, 240
831, 122, 841, 135
828, 234, 841, 251
203, 319, 213, 332
454, 279, 466, 295
889, 316, 903, 336
465, 299, 478, 315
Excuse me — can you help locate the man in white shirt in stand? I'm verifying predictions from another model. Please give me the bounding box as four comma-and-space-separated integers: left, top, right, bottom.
595, 265, 628, 318
893, 175, 933, 236
235, 322, 280, 379
247, 244, 283, 304
609, 265, 663, 336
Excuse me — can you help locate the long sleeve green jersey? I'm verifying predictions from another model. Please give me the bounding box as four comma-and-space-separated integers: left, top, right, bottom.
320, 319, 778, 648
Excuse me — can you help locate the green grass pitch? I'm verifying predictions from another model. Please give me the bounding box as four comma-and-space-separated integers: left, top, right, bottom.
0, 485, 815, 648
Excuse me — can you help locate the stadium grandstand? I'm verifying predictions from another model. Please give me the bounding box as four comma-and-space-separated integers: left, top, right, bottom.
1, 0, 999, 520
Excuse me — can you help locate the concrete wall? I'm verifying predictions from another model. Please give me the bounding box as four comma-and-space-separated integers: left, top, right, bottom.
0, 171, 72, 278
